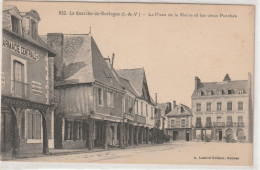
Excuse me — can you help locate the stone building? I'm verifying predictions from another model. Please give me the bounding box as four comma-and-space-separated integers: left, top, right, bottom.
191, 73, 253, 142
1, 5, 56, 156
165, 101, 192, 141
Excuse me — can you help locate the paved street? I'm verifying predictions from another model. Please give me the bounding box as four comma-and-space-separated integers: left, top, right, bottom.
9, 141, 252, 166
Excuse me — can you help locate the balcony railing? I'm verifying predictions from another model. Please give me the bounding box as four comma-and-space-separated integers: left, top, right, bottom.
124, 112, 135, 121
226, 121, 233, 127
195, 123, 202, 128
134, 114, 146, 125
12, 80, 30, 99
237, 122, 244, 127
205, 122, 212, 128
213, 122, 225, 127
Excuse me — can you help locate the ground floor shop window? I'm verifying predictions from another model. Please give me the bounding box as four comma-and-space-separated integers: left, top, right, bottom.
26, 109, 41, 140
65, 120, 83, 140
65, 120, 73, 140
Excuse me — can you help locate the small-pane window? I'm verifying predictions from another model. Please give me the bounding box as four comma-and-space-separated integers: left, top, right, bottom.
196, 103, 201, 112
238, 102, 243, 110
227, 102, 232, 111
206, 103, 211, 111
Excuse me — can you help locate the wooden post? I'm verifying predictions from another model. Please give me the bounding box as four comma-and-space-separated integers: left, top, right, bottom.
103, 121, 110, 149
119, 122, 124, 148
152, 128, 155, 143
146, 127, 149, 144
41, 111, 49, 155
130, 125, 134, 146
88, 118, 94, 150
126, 123, 129, 147
140, 127, 144, 144
135, 126, 139, 146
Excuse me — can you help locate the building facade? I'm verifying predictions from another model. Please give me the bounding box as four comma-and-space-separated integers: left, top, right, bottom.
191, 73, 253, 143
1, 5, 56, 156
41, 33, 126, 149
165, 101, 192, 141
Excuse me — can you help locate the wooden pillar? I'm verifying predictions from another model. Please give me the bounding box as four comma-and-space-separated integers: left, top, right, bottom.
126, 123, 129, 147
130, 125, 134, 146
135, 126, 139, 146
152, 128, 155, 143
140, 127, 144, 144
119, 122, 124, 148
41, 111, 49, 155
103, 121, 110, 149
88, 118, 94, 150
146, 127, 149, 144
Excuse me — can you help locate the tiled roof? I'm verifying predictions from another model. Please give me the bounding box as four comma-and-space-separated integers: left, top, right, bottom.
118, 77, 138, 96
192, 79, 248, 97
116, 68, 145, 96
167, 104, 192, 117
41, 34, 123, 91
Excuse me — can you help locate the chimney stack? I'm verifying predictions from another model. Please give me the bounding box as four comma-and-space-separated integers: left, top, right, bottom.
111, 53, 115, 68
195, 76, 201, 90
47, 33, 64, 79
155, 93, 157, 105
173, 100, 176, 109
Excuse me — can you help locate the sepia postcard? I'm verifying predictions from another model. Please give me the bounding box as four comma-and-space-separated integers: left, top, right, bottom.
0, 0, 255, 167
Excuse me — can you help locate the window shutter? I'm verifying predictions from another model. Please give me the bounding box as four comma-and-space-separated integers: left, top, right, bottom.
26, 111, 32, 139
64, 120, 68, 140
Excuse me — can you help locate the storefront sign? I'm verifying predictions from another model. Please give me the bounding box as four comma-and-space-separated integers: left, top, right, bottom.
2, 96, 49, 112
2, 38, 40, 61
31, 81, 42, 96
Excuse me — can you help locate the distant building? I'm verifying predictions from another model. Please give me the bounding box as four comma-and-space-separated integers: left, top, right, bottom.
191, 73, 253, 143
165, 101, 192, 141
2, 5, 56, 156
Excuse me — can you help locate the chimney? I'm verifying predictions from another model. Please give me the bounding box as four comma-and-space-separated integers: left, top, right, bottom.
223, 73, 231, 82
195, 76, 201, 90
111, 53, 115, 68
47, 33, 64, 79
173, 100, 176, 109
155, 93, 157, 105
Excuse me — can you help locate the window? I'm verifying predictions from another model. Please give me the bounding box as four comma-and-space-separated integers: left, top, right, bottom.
196, 103, 201, 112
122, 97, 125, 113
65, 120, 73, 140
197, 90, 201, 96
181, 107, 184, 113
238, 89, 244, 94
181, 119, 186, 127
227, 116, 232, 122
171, 120, 175, 127
98, 88, 103, 106
206, 117, 211, 123
136, 100, 139, 114
238, 102, 243, 111
207, 90, 212, 96
196, 117, 201, 124
217, 102, 222, 111
75, 122, 82, 140
217, 116, 221, 122
31, 20, 37, 40
107, 91, 114, 107
206, 103, 211, 112
146, 104, 148, 117
217, 89, 223, 95
26, 110, 41, 139
141, 102, 143, 115
238, 116, 243, 122
11, 16, 20, 34
151, 107, 153, 118
227, 102, 232, 111
14, 61, 24, 82
228, 88, 233, 95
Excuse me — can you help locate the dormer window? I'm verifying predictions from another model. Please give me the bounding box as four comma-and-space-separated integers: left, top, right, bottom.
207, 89, 212, 96
11, 15, 20, 34
228, 88, 234, 95
31, 19, 37, 40
217, 88, 223, 95
238, 88, 244, 94
197, 90, 202, 96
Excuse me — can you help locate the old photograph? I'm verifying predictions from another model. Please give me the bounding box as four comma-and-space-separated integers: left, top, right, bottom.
1, 1, 255, 167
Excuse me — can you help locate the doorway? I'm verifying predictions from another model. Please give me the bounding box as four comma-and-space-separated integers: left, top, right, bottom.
186, 131, 190, 141
1, 112, 14, 152
219, 131, 222, 141
173, 131, 178, 141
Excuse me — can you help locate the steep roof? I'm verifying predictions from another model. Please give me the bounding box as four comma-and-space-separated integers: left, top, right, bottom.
167, 103, 192, 117
118, 77, 139, 96
192, 79, 248, 97
41, 34, 123, 91
116, 68, 145, 96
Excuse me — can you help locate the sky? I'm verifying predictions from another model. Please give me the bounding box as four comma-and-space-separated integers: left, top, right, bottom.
4, 1, 255, 107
